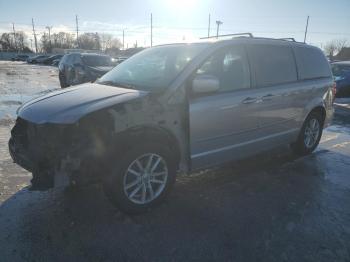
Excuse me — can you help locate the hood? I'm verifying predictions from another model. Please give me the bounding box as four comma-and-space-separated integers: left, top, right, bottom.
18, 83, 147, 124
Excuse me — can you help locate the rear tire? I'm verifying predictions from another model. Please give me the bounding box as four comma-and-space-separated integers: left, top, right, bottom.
103, 142, 177, 214
293, 112, 323, 156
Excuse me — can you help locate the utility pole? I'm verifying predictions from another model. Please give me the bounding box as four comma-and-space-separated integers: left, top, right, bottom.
216, 20, 223, 38
304, 16, 309, 43
46, 26, 52, 52
151, 13, 153, 47
30, 39, 33, 51
76, 15, 79, 48
32, 18, 38, 53
12, 23, 17, 52
207, 14, 211, 38
122, 29, 125, 50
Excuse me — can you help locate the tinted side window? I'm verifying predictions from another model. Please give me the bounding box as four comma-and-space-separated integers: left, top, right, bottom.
196, 45, 251, 92
294, 46, 331, 80
248, 44, 297, 87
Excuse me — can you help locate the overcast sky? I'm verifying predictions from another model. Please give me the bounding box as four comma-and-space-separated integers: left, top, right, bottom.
0, 0, 349, 48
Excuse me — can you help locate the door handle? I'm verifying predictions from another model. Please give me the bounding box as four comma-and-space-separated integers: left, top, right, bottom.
241, 97, 258, 104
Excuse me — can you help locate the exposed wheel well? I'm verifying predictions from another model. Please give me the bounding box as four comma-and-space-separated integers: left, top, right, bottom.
113, 126, 181, 168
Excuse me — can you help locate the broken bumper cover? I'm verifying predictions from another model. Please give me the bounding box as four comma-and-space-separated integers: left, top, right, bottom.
9, 117, 107, 189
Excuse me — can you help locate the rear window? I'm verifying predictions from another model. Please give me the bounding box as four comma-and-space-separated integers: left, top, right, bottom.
82, 55, 112, 66
294, 46, 331, 80
248, 44, 297, 87
331, 64, 350, 77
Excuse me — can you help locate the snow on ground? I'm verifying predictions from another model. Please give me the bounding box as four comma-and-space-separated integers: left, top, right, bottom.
0, 61, 60, 121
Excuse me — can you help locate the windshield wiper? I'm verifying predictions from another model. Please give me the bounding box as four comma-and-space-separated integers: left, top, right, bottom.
97, 80, 135, 90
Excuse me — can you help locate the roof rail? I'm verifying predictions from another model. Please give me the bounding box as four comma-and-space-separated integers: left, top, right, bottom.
200, 33, 254, 40
278, 38, 296, 42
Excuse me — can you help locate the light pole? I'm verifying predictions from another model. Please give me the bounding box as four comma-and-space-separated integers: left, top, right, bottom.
46, 26, 52, 52
216, 20, 223, 38
304, 16, 310, 43
123, 29, 125, 50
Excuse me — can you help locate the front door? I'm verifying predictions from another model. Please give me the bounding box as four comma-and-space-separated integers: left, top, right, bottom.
189, 45, 260, 169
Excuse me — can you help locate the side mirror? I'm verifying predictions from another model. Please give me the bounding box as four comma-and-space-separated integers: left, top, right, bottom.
192, 74, 220, 94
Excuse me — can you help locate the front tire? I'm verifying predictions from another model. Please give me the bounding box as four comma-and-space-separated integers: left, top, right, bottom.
293, 112, 323, 156
103, 143, 177, 214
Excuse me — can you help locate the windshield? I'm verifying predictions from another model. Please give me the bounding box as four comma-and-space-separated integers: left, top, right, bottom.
97, 44, 208, 91
82, 55, 112, 66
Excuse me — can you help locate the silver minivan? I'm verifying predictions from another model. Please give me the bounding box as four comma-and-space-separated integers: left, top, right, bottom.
9, 36, 335, 213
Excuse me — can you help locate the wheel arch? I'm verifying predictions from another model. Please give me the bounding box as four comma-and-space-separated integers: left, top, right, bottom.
112, 125, 182, 169
303, 96, 327, 126
307, 105, 327, 125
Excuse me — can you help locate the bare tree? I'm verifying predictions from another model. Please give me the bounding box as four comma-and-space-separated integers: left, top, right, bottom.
40, 33, 50, 53
0, 31, 29, 51
0, 33, 13, 51
324, 38, 349, 58
334, 38, 348, 53
100, 33, 112, 51
15, 32, 28, 51
52, 32, 76, 49
109, 38, 122, 49
78, 32, 101, 50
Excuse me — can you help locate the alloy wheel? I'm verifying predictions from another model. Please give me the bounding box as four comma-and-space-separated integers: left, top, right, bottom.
304, 118, 320, 149
123, 153, 168, 204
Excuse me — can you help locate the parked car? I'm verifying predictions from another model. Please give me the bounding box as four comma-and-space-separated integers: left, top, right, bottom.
58, 53, 114, 88
27, 55, 49, 64
42, 54, 64, 65
331, 61, 350, 97
51, 59, 61, 67
9, 37, 335, 213
11, 54, 29, 61
116, 56, 128, 64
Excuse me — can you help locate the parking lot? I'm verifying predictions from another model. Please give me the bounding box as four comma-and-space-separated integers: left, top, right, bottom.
0, 61, 350, 261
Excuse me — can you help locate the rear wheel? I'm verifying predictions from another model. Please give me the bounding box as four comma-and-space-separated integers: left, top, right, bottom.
103, 143, 177, 214
293, 112, 323, 156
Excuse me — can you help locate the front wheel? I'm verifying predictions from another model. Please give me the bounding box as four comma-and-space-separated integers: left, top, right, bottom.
103, 143, 177, 214
293, 112, 323, 156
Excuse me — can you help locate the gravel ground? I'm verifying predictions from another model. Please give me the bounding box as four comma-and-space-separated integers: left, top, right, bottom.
0, 61, 350, 262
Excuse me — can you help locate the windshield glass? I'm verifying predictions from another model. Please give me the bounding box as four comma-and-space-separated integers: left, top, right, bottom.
82, 55, 112, 66
97, 44, 208, 91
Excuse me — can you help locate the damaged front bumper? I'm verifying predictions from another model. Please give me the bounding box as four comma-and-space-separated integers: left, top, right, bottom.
8, 117, 103, 190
